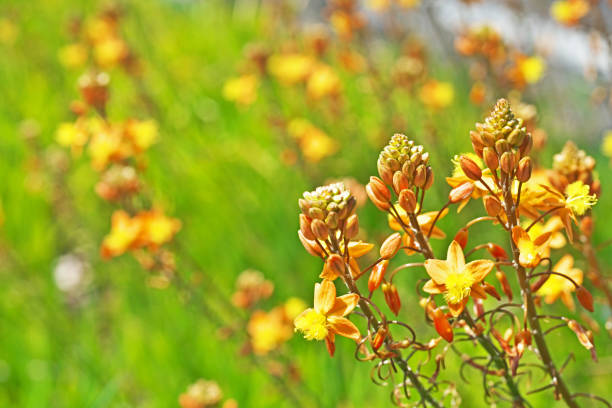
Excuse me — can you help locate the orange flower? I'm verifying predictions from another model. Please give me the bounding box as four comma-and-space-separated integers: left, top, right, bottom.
419, 79, 454, 109
551, 0, 589, 26
511, 226, 551, 268
423, 241, 494, 316
537, 254, 583, 310
294, 279, 360, 356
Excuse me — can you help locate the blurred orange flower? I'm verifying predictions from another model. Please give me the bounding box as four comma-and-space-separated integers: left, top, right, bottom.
419, 79, 454, 109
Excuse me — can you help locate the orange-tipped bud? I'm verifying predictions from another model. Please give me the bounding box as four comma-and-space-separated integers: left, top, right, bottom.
392, 171, 410, 194
372, 327, 388, 351
382, 282, 401, 315
366, 179, 391, 211
576, 286, 594, 312
487, 243, 508, 260
298, 230, 323, 257
530, 274, 550, 292
496, 270, 513, 300
345, 214, 359, 240
449, 182, 474, 203
380, 233, 402, 259
399, 189, 417, 213
470, 131, 485, 156
377, 160, 394, 186
474, 297, 485, 318
483, 282, 501, 300
454, 228, 468, 249
500, 151, 515, 174
321, 254, 345, 280
483, 147, 499, 171
519, 133, 533, 157
483, 196, 502, 217
432, 307, 453, 342
311, 219, 329, 241
516, 157, 532, 182
424, 167, 435, 190
299, 214, 315, 240
368, 260, 388, 292
460, 156, 482, 180
414, 165, 427, 188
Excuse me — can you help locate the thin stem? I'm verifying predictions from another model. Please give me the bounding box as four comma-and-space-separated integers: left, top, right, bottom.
427, 200, 450, 238
524, 206, 564, 232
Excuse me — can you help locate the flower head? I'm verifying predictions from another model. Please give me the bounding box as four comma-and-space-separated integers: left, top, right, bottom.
294, 279, 360, 356
423, 241, 494, 316
537, 254, 583, 310
511, 226, 551, 268
564, 181, 597, 216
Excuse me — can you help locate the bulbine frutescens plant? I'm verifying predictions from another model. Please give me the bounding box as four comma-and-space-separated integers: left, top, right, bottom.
294, 98, 608, 407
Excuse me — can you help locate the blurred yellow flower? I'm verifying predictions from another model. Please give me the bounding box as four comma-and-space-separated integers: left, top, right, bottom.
247, 308, 293, 355
93, 37, 128, 68
124, 119, 158, 152
0, 18, 17, 45
58, 43, 88, 69
518, 56, 545, 84
397, 0, 420, 7
101, 210, 143, 258
284, 297, 307, 320
56, 122, 89, 154
88, 126, 123, 171
419, 80, 454, 109
306, 64, 341, 99
367, 0, 391, 12
287, 118, 338, 162
551, 0, 589, 26
537, 254, 583, 310
267, 53, 314, 85
140, 210, 181, 248
602, 130, 612, 158
222, 74, 259, 106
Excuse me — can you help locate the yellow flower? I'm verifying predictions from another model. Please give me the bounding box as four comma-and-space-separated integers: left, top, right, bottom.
124, 119, 158, 152
367, 0, 391, 12
564, 181, 597, 216
397, 0, 420, 8
93, 37, 127, 68
603, 130, 612, 158
423, 241, 494, 316
522, 216, 566, 257
294, 279, 360, 356
551, 0, 589, 26
287, 118, 338, 162
222, 74, 259, 106
248, 308, 293, 355
284, 297, 307, 320
518, 56, 545, 84
139, 210, 181, 248
56, 122, 89, 154
101, 210, 143, 258
511, 226, 551, 268
420, 80, 454, 109
88, 126, 123, 171
58, 43, 88, 69
537, 254, 583, 310
306, 64, 341, 99
267, 53, 314, 85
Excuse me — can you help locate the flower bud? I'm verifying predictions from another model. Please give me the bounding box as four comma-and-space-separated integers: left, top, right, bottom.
576, 286, 594, 312
449, 182, 474, 203
298, 230, 323, 257
380, 233, 402, 260
372, 327, 388, 351
530, 274, 550, 293
487, 243, 508, 260
368, 260, 388, 292
432, 307, 453, 342
311, 219, 329, 241
398, 189, 417, 213
500, 151, 515, 174
495, 139, 510, 155
392, 171, 410, 194
496, 270, 513, 300
483, 196, 502, 217
321, 254, 345, 280
460, 156, 482, 180
454, 228, 468, 249
424, 167, 434, 190
345, 214, 359, 240
382, 282, 401, 315
369, 176, 390, 200
470, 131, 485, 156
483, 147, 499, 170
483, 282, 501, 300
325, 211, 339, 229
519, 134, 532, 157
516, 157, 532, 182
377, 159, 394, 186
366, 182, 390, 211
413, 164, 427, 188
299, 214, 315, 240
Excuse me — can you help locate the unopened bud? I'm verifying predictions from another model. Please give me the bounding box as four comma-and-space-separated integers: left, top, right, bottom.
377, 159, 394, 186
345, 214, 359, 239
368, 260, 388, 292
432, 307, 453, 342
500, 151, 515, 174
483, 147, 499, 171
576, 286, 594, 312
483, 196, 502, 217
392, 171, 410, 194
366, 181, 391, 211
321, 254, 345, 280
311, 219, 329, 240
519, 134, 533, 157
495, 139, 510, 155
399, 189, 417, 213
530, 274, 550, 292
414, 165, 427, 188
516, 157, 532, 182
298, 230, 324, 257
424, 167, 434, 190
380, 233, 402, 260
454, 228, 468, 249
487, 243, 508, 260
372, 327, 388, 351
470, 131, 485, 156
325, 211, 339, 229
449, 182, 474, 203
299, 214, 315, 240
460, 156, 482, 180
496, 270, 513, 300
382, 282, 401, 315
483, 282, 501, 300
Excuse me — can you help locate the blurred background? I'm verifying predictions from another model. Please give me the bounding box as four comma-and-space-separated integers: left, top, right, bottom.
0, 0, 611, 406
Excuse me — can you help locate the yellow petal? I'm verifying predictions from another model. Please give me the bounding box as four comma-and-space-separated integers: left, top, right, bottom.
327, 316, 361, 341
424, 259, 450, 285
448, 297, 468, 317
314, 279, 336, 314
328, 293, 360, 316
423, 279, 445, 294
446, 240, 465, 271
348, 241, 374, 258
466, 259, 494, 282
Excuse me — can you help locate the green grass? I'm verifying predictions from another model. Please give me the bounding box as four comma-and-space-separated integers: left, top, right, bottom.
0, 0, 610, 407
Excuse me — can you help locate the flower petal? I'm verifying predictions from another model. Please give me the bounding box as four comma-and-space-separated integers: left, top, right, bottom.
423, 279, 445, 294
448, 297, 468, 317
446, 240, 465, 271
423, 259, 450, 284
314, 279, 336, 314
511, 226, 530, 246
329, 293, 360, 316
325, 333, 336, 357
466, 259, 494, 282
328, 316, 361, 341
553, 254, 574, 274
471, 283, 487, 299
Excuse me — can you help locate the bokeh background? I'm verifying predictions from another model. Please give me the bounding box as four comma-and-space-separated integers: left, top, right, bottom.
0, 0, 611, 407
